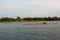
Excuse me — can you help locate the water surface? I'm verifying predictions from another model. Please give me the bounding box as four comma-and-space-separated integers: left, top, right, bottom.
0, 21, 60, 40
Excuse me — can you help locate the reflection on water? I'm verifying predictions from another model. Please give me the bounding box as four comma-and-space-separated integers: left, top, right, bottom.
0, 21, 60, 40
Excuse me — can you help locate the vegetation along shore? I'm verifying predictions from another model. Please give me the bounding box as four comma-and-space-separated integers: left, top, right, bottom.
0, 16, 60, 22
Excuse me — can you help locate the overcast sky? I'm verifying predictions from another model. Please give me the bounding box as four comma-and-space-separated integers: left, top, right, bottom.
0, 0, 60, 17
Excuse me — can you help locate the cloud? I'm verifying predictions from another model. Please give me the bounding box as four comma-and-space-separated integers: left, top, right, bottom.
0, 0, 60, 17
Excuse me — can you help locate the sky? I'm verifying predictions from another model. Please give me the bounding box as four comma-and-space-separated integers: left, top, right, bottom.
0, 0, 60, 17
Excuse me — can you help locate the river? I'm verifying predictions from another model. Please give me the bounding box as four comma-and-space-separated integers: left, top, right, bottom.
0, 21, 60, 40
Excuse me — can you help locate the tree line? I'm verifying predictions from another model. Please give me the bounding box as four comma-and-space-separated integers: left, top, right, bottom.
0, 16, 60, 22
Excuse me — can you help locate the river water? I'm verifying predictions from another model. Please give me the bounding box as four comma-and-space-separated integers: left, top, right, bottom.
0, 21, 60, 40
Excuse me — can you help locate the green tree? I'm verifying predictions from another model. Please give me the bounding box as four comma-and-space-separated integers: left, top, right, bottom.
16, 16, 21, 22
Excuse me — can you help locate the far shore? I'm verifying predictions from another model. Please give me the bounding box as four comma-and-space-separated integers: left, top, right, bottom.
0, 21, 60, 23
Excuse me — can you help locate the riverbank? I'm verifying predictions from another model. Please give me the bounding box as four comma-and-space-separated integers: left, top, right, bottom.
0, 21, 60, 23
